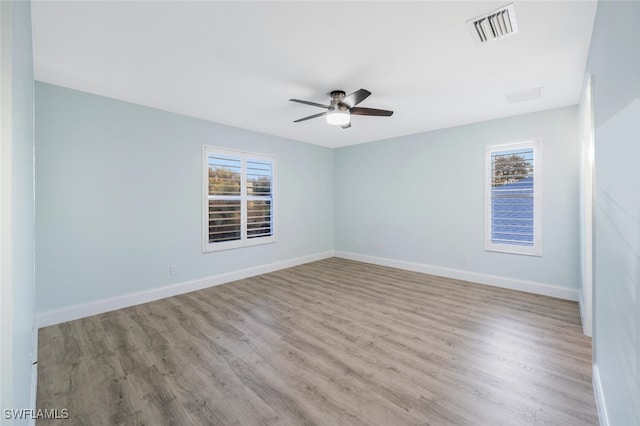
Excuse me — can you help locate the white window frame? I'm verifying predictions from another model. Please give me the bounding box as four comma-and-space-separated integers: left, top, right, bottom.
202, 146, 276, 253
484, 140, 541, 256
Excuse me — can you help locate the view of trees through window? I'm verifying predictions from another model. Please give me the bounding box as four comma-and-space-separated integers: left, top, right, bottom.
492, 153, 533, 186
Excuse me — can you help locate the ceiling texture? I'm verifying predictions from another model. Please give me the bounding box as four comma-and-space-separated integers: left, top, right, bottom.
31, 1, 597, 148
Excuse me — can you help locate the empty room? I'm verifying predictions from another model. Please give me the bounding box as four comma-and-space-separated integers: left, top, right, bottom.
2, 0, 638, 424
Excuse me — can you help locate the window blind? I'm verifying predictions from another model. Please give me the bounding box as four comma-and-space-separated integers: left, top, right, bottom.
208, 154, 242, 244
203, 147, 276, 252
490, 147, 535, 247
246, 159, 273, 239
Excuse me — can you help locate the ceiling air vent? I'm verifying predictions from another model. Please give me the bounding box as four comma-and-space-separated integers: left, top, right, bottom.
505, 87, 542, 104
467, 4, 518, 44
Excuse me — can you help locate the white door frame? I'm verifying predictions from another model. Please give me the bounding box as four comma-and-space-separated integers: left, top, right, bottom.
578, 73, 595, 337
0, 0, 15, 412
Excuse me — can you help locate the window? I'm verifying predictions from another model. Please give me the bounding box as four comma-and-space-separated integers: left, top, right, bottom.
203, 146, 276, 252
485, 140, 541, 256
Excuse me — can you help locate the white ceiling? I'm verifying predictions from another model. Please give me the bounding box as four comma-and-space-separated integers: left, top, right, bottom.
31, 1, 597, 148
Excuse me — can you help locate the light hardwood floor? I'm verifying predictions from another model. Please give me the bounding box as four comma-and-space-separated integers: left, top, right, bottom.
37, 258, 598, 425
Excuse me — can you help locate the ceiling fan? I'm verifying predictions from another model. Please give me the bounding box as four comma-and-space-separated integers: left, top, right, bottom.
289, 89, 393, 129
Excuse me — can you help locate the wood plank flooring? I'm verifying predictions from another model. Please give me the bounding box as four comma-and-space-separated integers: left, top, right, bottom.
37, 258, 598, 425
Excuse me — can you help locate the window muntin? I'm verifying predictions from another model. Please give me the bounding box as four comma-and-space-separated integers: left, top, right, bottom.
485, 140, 541, 256
203, 147, 275, 252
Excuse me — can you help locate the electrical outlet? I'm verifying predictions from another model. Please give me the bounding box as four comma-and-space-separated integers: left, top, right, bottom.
461, 254, 469, 264
376, 243, 383, 251
170, 264, 177, 275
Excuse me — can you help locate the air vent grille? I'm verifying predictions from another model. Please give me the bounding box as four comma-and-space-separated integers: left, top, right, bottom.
505, 87, 542, 104
467, 4, 518, 44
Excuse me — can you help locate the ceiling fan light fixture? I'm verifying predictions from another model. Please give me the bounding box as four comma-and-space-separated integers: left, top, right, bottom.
326, 110, 350, 126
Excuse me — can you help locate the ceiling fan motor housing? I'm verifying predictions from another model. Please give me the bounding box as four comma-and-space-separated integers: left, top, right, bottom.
330, 90, 346, 110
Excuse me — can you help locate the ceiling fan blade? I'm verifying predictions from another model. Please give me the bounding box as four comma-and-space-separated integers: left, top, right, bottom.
341, 122, 351, 129
289, 99, 330, 109
293, 111, 327, 123
341, 89, 371, 108
350, 107, 394, 117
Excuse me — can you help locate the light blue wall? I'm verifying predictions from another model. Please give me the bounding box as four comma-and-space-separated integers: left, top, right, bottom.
335, 106, 580, 291
1, 0, 36, 420
35, 82, 334, 312
586, 1, 640, 424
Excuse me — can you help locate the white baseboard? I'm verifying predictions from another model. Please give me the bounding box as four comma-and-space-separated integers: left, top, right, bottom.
29, 326, 38, 426
334, 251, 579, 301
578, 290, 593, 337
37, 251, 335, 328
593, 364, 610, 426
37, 249, 580, 327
